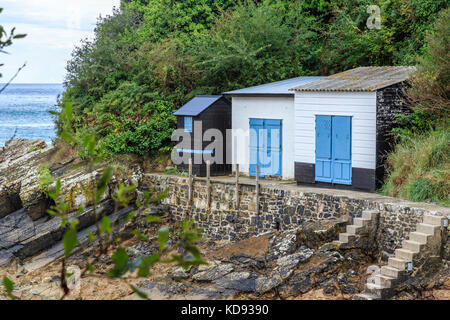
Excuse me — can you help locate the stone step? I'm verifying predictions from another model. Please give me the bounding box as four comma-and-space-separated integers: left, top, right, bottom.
409, 231, 432, 244
339, 233, 356, 243
402, 240, 423, 253
346, 224, 365, 235
388, 257, 409, 271
373, 274, 396, 287
354, 217, 371, 227
416, 223, 440, 235
381, 266, 402, 278
365, 282, 391, 299
395, 248, 415, 261
354, 293, 380, 300
362, 210, 379, 220
423, 215, 445, 226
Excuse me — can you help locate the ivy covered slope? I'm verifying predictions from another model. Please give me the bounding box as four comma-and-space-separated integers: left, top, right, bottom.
381, 8, 449, 207
59, 0, 447, 157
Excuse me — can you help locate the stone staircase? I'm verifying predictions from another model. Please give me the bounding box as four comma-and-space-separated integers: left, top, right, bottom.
356, 215, 447, 300
332, 210, 380, 249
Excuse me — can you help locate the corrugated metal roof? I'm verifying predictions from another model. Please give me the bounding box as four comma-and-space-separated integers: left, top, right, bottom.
173, 95, 223, 116
224, 76, 324, 96
290, 66, 416, 92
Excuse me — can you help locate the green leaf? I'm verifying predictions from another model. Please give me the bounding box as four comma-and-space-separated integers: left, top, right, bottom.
3, 276, 14, 292
146, 215, 161, 223
99, 216, 112, 235
55, 179, 62, 196
64, 102, 73, 121
120, 211, 136, 225
186, 244, 202, 260
96, 167, 113, 203
130, 285, 149, 300
137, 254, 161, 277
108, 248, 129, 277
61, 132, 75, 143
70, 218, 79, 229
87, 230, 96, 244
155, 189, 170, 203
2, 276, 16, 300
158, 227, 170, 251
63, 228, 78, 257
132, 230, 149, 242
124, 185, 137, 193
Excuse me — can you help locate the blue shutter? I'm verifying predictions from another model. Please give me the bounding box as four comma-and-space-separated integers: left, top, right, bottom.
315, 116, 332, 183
184, 117, 193, 133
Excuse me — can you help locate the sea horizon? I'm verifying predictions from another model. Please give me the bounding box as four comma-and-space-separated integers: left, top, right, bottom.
0, 83, 64, 147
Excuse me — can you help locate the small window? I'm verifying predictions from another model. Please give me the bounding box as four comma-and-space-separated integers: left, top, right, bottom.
184, 117, 193, 133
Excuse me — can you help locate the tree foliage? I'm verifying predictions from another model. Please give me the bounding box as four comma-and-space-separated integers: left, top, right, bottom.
407, 7, 449, 118
60, 0, 448, 157
382, 7, 449, 206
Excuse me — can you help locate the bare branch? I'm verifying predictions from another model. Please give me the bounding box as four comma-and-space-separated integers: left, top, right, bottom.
0, 62, 26, 94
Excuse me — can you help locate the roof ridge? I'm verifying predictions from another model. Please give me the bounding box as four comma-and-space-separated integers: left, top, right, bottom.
224, 76, 325, 95
173, 95, 225, 117
291, 66, 416, 92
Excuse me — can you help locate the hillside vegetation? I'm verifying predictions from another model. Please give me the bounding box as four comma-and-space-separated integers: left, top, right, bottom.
59, 0, 449, 205
381, 8, 449, 206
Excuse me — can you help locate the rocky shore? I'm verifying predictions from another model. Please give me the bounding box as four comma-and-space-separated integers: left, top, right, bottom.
0, 139, 448, 300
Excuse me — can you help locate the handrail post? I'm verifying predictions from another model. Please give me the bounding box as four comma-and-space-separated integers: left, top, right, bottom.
188, 157, 193, 206
235, 164, 240, 210
206, 160, 211, 210
255, 164, 259, 215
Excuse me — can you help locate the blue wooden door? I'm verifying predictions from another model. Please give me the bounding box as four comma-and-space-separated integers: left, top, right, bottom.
264, 119, 282, 177
249, 119, 263, 177
315, 116, 352, 185
315, 116, 333, 183
250, 119, 282, 177
332, 116, 352, 185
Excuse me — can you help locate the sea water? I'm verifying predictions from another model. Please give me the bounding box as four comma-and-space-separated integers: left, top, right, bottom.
0, 83, 63, 147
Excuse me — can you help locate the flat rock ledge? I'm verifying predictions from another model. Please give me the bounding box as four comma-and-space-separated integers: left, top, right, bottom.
126, 220, 369, 300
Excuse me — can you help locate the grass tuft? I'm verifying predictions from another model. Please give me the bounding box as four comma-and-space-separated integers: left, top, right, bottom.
381, 128, 450, 207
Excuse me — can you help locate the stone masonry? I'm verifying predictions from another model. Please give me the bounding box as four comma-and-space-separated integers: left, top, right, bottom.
142, 174, 450, 263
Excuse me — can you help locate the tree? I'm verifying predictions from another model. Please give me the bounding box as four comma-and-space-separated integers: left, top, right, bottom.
193, 1, 298, 93
407, 7, 450, 118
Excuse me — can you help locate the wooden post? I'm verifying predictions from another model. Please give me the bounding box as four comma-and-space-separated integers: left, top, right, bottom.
188, 157, 193, 205
255, 164, 259, 215
206, 160, 211, 210
235, 164, 240, 209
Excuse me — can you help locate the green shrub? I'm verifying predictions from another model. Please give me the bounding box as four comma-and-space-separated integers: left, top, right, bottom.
91, 82, 176, 156
381, 129, 450, 206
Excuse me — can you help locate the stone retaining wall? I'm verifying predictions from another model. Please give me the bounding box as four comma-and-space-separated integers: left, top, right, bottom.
142, 174, 449, 262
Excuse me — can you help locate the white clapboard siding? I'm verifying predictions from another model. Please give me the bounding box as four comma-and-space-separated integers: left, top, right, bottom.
294, 91, 377, 170
232, 96, 295, 179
